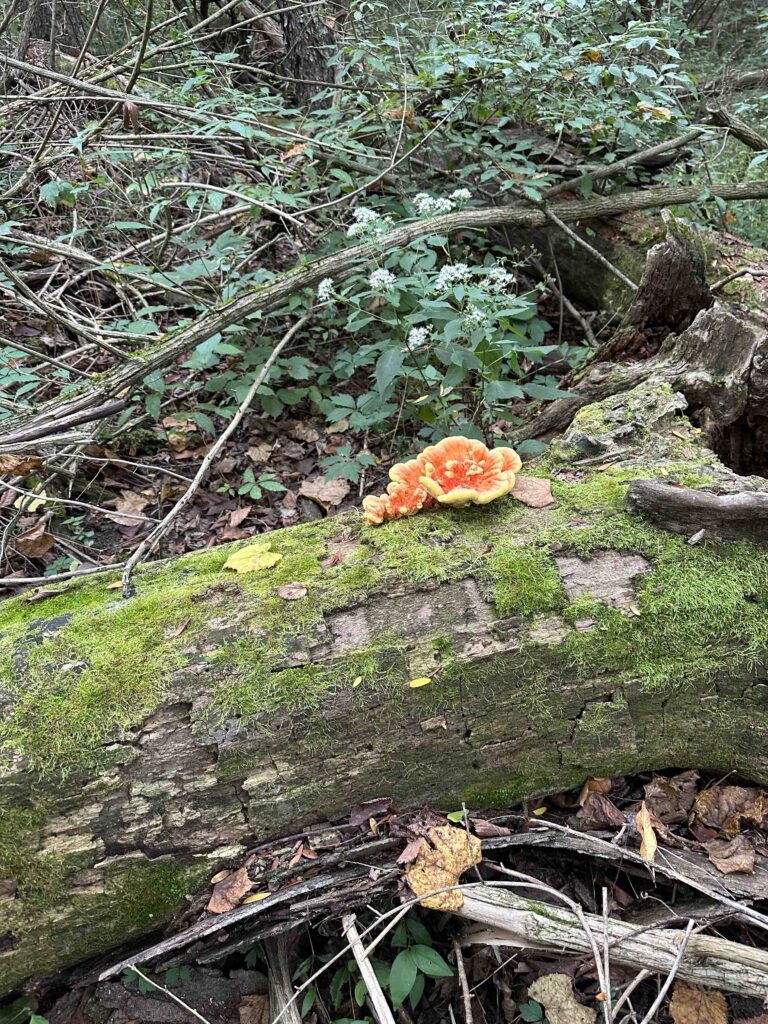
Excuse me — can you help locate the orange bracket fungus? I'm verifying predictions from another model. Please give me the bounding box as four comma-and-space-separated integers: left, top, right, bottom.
362, 436, 522, 525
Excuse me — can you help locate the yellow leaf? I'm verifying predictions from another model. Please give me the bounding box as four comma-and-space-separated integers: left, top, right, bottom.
242, 891, 271, 904
409, 677, 432, 688
532, 806, 548, 816
224, 542, 283, 573
405, 825, 482, 911
352, 676, 363, 688
636, 801, 658, 863
13, 490, 47, 512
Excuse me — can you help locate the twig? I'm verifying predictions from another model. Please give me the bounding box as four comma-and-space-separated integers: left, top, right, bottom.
343, 914, 397, 1024
636, 920, 695, 1024
452, 938, 473, 1024
127, 966, 214, 1024
710, 267, 768, 292
120, 314, 310, 594
543, 209, 639, 292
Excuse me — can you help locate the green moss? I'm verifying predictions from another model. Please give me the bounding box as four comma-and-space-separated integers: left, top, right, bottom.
487, 545, 565, 616
0, 804, 68, 908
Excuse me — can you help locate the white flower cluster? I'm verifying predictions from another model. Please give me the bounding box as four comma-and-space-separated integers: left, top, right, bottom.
346, 207, 391, 239
434, 262, 470, 292
369, 268, 397, 291
413, 188, 472, 217
407, 325, 433, 348
317, 277, 334, 302
463, 304, 489, 330
413, 193, 455, 216
485, 265, 516, 292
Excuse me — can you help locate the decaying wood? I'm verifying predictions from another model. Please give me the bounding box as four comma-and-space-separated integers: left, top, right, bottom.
4, 372, 768, 993
457, 886, 768, 998
627, 480, 768, 540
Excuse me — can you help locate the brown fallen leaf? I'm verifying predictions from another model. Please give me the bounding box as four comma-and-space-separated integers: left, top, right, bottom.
289, 421, 320, 443
247, 442, 273, 463
105, 489, 151, 526
511, 475, 555, 508
405, 825, 481, 910
14, 519, 55, 557
397, 836, 427, 865
644, 770, 699, 825
299, 477, 350, 508
528, 974, 595, 1024
668, 981, 727, 1024
635, 801, 657, 863
173, 616, 191, 637
276, 583, 307, 600
705, 834, 755, 875
0, 454, 42, 475
350, 797, 393, 827
207, 866, 253, 914
229, 506, 252, 528
325, 417, 349, 434
578, 776, 612, 806
577, 793, 626, 831
469, 818, 511, 838
694, 785, 768, 834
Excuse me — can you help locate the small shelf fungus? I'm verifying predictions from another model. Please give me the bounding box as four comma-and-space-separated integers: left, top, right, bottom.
362, 436, 522, 525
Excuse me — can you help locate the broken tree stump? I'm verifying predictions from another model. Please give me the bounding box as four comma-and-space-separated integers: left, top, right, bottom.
3, 381, 768, 994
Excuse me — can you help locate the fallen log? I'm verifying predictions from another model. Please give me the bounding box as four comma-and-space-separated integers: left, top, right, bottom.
3, 367, 768, 994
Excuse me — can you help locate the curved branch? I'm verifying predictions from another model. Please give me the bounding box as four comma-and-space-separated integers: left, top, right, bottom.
3, 179, 768, 449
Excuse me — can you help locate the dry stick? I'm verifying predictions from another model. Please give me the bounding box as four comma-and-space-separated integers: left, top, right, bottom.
611, 970, 652, 1022
711, 267, 768, 292
636, 920, 695, 1024
452, 937, 473, 1024
120, 313, 310, 594
542, 208, 639, 292
343, 915, 397, 1024
0, 561, 124, 587
542, 128, 710, 201
5, 177, 768, 450
128, 966, 214, 1024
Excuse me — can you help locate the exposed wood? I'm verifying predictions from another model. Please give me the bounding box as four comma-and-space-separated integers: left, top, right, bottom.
626, 480, 768, 541
457, 886, 768, 998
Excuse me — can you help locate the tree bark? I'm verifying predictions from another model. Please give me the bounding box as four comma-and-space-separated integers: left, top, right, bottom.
4, 352, 768, 992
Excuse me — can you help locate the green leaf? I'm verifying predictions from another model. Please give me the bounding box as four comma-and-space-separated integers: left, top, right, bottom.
523, 383, 577, 400
375, 347, 405, 393
409, 970, 425, 1010
405, 918, 434, 946
389, 949, 417, 1008
409, 945, 453, 978
519, 1000, 545, 1022
354, 978, 368, 1007
484, 380, 525, 403
300, 986, 317, 1017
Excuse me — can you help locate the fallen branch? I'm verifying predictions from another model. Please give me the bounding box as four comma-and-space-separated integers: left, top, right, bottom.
457, 885, 768, 998
4, 179, 768, 450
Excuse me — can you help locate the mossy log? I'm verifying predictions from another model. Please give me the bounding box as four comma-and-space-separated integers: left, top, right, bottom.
4, 383, 768, 993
